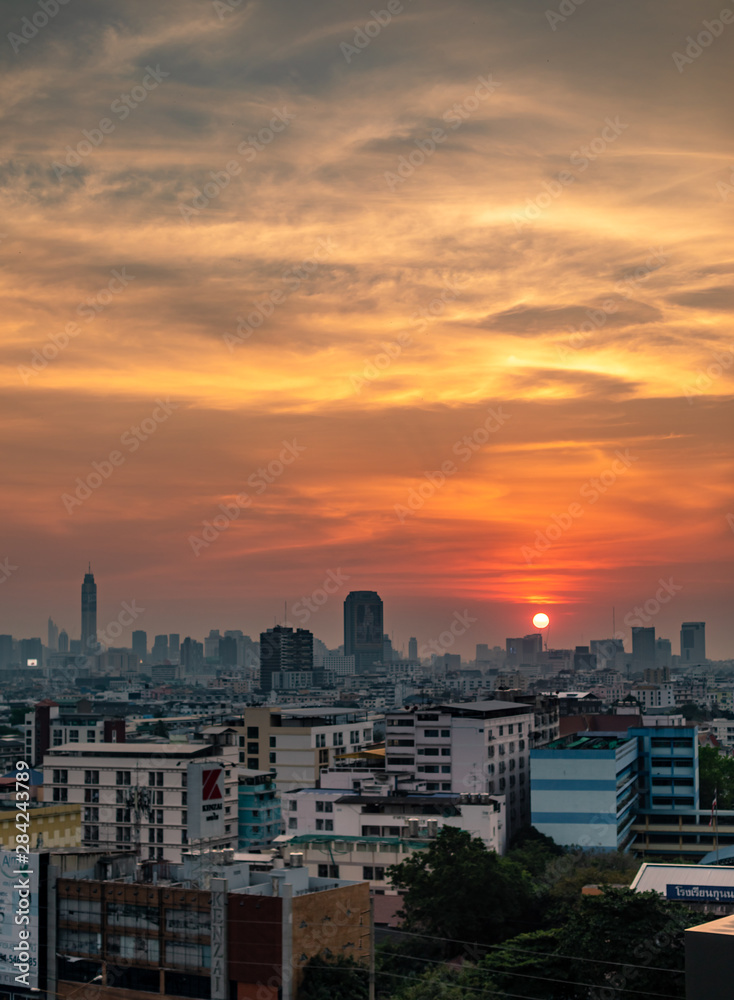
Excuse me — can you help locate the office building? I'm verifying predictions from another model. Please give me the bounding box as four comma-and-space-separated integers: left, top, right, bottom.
181, 636, 204, 674
0, 634, 12, 669
409, 637, 418, 660
81, 567, 98, 654
259, 625, 313, 692
631, 627, 656, 669
132, 629, 147, 664
152, 634, 169, 662
168, 633, 180, 661
58, 629, 69, 653
681, 622, 706, 663
20, 637, 43, 668
344, 591, 384, 673
205, 629, 222, 659
384, 700, 533, 840
505, 634, 543, 666
219, 635, 238, 667
655, 637, 672, 667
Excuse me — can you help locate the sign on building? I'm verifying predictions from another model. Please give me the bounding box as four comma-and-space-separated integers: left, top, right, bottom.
0, 851, 39, 989
667, 884, 734, 903
187, 761, 225, 840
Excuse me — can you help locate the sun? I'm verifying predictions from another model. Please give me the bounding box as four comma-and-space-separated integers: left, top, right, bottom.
532, 612, 550, 629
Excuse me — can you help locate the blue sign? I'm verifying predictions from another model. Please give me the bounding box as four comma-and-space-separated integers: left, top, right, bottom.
666, 884, 734, 902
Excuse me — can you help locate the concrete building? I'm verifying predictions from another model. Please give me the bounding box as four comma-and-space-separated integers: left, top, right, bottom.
81, 568, 97, 655
54, 851, 370, 1000
282, 787, 505, 855
0, 801, 82, 851
237, 768, 282, 850
25, 699, 125, 767
686, 913, 734, 1000
531, 734, 639, 851
384, 700, 533, 840
630, 683, 676, 713
43, 742, 239, 862
259, 625, 313, 692
631, 626, 656, 670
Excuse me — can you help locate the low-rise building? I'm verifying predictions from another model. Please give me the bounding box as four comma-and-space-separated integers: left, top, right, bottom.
237, 768, 281, 850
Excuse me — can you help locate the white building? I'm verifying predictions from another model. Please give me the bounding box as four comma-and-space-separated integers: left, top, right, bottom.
42, 741, 239, 863
631, 683, 676, 713
384, 700, 533, 840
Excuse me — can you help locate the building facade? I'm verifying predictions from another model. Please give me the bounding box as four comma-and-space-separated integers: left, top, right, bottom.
344, 591, 384, 673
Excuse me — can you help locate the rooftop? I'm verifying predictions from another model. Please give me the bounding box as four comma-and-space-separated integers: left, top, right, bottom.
540, 734, 634, 752
44, 741, 217, 757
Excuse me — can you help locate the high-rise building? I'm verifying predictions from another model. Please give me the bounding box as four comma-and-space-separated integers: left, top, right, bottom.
81, 567, 97, 654
408, 637, 418, 661
205, 628, 221, 659
168, 633, 180, 661
151, 634, 169, 662
0, 634, 13, 669
631, 627, 656, 669
656, 638, 672, 668
180, 636, 204, 674
344, 591, 383, 673
219, 635, 238, 667
58, 629, 69, 653
681, 622, 706, 664
20, 637, 43, 668
47, 617, 59, 651
259, 625, 313, 692
132, 629, 147, 664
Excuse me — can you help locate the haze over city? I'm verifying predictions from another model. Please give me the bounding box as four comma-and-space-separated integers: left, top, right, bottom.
1, 0, 732, 656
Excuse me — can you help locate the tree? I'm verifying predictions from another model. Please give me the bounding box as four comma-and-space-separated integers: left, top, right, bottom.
386, 826, 536, 950
298, 955, 368, 1000
699, 744, 734, 809
506, 824, 565, 877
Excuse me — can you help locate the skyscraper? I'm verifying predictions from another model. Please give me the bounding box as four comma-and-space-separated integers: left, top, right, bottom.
58, 629, 69, 653
152, 635, 169, 662
681, 622, 706, 663
632, 627, 656, 669
259, 625, 313, 691
132, 630, 147, 664
168, 633, 180, 661
344, 591, 383, 673
81, 567, 98, 654
408, 637, 418, 661
47, 617, 59, 650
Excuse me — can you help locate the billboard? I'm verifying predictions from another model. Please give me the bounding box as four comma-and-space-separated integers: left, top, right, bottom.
187, 761, 225, 841
666, 883, 734, 903
0, 851, 39, 989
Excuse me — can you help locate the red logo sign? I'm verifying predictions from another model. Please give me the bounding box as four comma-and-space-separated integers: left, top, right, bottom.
202, 768, 223, 800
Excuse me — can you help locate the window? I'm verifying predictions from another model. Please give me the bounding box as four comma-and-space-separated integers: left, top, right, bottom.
363, 866, 385, 880
69, 729, 79, 743
85, 770, 99, 785
269, 752, 276, 764
182, 811, 188, 825
289, 817, 297, 829
362, 825, 380, 836
499, 726, 504, 736
441, 748, 451, 756
487, 746, 495, 758
333, 732, 344, 746
156, 810, 164, 825
148, 771, 164, 787
269, 736, 276, 747
116, 808, 131, 823
289, 800, 298, 811
85, 788, 99, 803
508, 724, 513, 735
509, 742, 515, 753
53, 787, 68, 802
325, 820, 333, 831
181, 772, 187, 787
316, 819, 324, 830
519, 739, 525, 750
441, 765, 451, 773
116, 771, 131, 786
115, 827, 132, 843
239, 752, 245, 763
317, 864, 339, 878
84, 825, 99, 841
248, 758, 259, 769
247, 742, 259, 754
88, 731, 96, 742
424, 729, 439, 737
155, 790, 164, 805
239, 736, 245, 747
247, 726, 259, 738
182, 791, 187, 805
319, 749, 329, 764
419, 748, 439, 756
53, 769, 68, 784
350, 730, 359, 743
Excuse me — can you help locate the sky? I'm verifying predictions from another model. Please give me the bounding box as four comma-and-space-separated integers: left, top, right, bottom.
1, 0, 732, 659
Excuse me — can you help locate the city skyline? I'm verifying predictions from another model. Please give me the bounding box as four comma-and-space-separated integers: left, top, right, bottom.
1, 0, 732, 659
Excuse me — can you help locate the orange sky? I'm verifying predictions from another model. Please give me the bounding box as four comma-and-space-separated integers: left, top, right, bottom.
1, 0, 732, 657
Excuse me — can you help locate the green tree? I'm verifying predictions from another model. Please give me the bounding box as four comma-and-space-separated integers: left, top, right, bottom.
386, 826, 536, 950
506, 824, 565, 877
699, 744, 734, 809
298, 955, 368, 1000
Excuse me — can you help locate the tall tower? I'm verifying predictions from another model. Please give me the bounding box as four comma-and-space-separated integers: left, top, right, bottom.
81, 566, 98, 654
681, 622, 706, 663
344, 591, 384, 673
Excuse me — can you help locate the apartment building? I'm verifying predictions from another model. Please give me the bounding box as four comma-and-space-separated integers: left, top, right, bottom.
384, 700, 533, 840
25, 698, 125, 767
204, 707, 374, 793
42, 742, 239, 863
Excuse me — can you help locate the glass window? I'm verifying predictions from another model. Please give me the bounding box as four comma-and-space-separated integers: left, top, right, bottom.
247, 727, 259, 738
85, 770, 99, 785
165, 943, 211, 969
107, 934, 159, 963
53, 769, 68, 783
